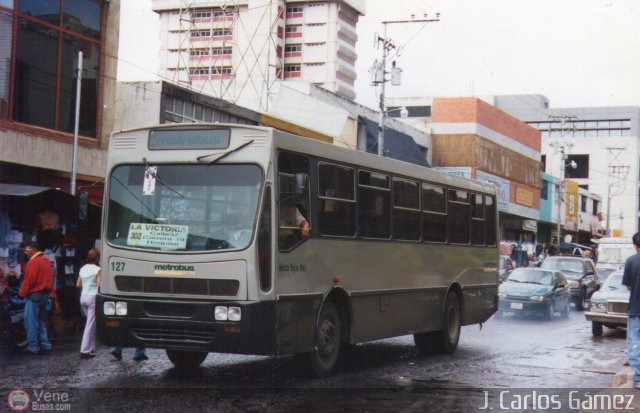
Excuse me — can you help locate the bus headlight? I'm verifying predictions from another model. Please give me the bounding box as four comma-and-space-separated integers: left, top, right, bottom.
215, 306, 242, 321
116, 302, 128, 316
104, 301, 115, 316
215, 306, 228, 321
228, 306, 241, 321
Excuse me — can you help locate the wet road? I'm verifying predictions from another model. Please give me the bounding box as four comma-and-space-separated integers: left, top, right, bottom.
1, 309, 627, 412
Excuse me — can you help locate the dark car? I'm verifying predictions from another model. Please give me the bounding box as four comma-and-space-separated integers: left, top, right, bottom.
540, 256, 600, 310
497, 268, 570, 320
585, 270, 629, 336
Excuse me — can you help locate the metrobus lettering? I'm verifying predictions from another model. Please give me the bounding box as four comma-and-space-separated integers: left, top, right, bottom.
154, 264, 195, 272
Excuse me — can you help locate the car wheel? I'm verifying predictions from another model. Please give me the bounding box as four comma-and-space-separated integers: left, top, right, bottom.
592, 322, 603, 337
575, 290, 587, 311
545, 302, 554, 321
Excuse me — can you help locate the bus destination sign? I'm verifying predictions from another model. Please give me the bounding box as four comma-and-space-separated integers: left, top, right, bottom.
148, 129, 230, 150
127, 223, 188, 250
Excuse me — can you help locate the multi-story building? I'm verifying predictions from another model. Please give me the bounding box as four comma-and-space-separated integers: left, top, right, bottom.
496, 95, 640, 239
0, 0, 119, 200
151, 0, 365, 111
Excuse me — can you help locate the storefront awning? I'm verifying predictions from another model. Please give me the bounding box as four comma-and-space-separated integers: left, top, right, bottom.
0, 183, 58, 197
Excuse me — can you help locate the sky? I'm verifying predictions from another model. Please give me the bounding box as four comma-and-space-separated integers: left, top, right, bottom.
118, 0, 640, 111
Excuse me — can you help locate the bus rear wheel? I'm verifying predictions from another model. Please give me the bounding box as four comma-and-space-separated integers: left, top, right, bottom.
166, 349, 208, 369
309, 302, 341, 378
414, 292, 461, 354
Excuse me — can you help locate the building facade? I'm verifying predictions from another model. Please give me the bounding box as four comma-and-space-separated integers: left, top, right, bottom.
496, 95, 639, 239
151, 0, 364, 111
0, 0, 120, 199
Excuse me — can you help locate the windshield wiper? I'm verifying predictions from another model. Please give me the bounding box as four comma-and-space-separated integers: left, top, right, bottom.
197, 140, 254, 164
525, 281, 545, 285
507, 279, 521, 283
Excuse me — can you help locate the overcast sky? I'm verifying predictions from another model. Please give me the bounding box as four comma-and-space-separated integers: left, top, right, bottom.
118, 0, 640, 110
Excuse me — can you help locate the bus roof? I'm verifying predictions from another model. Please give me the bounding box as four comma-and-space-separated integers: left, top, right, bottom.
591, 237, 633, 244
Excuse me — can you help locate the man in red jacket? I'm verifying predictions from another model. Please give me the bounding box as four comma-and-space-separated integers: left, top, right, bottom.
19, 241, 53, 354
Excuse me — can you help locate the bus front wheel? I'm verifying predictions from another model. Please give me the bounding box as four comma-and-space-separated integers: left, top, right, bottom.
414, 292, 461, 354
309, 302, 341, 378
166, 349, 208, 369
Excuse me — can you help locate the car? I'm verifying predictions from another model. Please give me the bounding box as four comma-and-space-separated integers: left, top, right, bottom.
595, 267, 619, 285
540, 256, 600, 310
497, 268, 570, 320
585, 270, 629, 336
498, 255, 515, 283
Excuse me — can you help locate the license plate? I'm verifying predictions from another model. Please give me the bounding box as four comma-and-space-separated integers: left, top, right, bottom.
510, 302, 523, 310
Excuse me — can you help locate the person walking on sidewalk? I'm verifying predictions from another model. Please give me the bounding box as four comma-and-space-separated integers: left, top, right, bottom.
77, 248, 101, 359
18, 241, 53, 355
623, 232, 640, 389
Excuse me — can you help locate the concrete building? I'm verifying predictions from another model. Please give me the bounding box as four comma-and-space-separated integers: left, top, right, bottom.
0, 0, 119, 201
496, 95, 639, 239
151, 0, 364, 111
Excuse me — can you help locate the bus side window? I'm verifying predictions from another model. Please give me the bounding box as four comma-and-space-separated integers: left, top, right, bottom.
318, 162, 355, 237
278, 152, 310, 251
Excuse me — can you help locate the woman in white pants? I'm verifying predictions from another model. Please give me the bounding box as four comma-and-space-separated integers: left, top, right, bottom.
76, 248, 101, 358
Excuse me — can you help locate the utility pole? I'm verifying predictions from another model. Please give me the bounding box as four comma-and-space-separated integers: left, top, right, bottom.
604, 147, 629, 236
370, 14, 440, 156
547, 114, 578, 244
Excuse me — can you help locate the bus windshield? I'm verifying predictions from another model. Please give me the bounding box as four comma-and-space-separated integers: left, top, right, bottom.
106, 163, 262, 252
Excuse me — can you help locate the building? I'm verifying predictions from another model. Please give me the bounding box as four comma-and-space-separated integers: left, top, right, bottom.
496, 95, 639, 239
151, 0, 364, 111
388, 96, 543, 243
0, 0, 120, 201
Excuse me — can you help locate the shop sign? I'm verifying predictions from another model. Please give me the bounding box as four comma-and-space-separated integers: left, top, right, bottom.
433, 167, 472, 179
565, 179, 579, 222
476, 170, 510, 212
522, 219, 537, 232
515, 187, 533, 207
127, 223, 188, 250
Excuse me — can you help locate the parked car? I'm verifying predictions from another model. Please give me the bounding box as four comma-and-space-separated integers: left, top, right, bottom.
497, 268, 570, 320
585, 270, 629, 336
498, 255, 515, 283
540, 256, 600, 310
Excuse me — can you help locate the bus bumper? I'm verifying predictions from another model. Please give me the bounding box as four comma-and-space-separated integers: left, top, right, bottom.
96, 294, 277, 356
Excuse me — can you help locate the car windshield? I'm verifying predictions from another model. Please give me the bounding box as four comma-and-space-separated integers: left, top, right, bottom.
507, 269, 554, 285
107, 163, 262, 252
541, 259, 583, 273
603, 272, 624, 290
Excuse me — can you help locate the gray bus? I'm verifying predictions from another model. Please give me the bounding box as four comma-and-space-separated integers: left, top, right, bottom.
97, 123, 499, 377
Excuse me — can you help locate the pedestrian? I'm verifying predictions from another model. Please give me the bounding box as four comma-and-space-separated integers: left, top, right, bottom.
76, 248, 101, 359
18, 241, 53, 355
110, 346, 148, 361
622, 232, 640, 389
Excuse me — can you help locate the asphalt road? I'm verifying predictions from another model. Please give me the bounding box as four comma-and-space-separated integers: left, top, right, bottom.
0, 308, 629, 412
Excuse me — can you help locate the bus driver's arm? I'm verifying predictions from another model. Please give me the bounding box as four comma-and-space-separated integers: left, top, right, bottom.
296, 208, 310, 238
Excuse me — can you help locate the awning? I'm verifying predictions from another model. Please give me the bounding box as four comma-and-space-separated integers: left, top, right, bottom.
358, 116, 430, 168
0, 183, 57, 197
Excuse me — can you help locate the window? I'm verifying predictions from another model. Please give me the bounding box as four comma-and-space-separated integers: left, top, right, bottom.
581, 195, 587, 213
470, 194, 485, 245
448, 190, 470, 244
211, 66, 232, 75
212, 29, 232, 37
3, 3, 103, 137
286, 5, 303, 13
211, 47, 232, 55
189, 68, 209, 75
485, 196, 497, 246
393, 178, 420, 241
358, 170, 390, 239
192, 11, 211, 19
422, 183, 446, 243
541, 180, 549, 201
285, 44, 302, 53
285, 25, 301, 33
278, 153, 310, 250
318, 163, 355, 237
191, 30, 210, 38
592, 200, 598, 216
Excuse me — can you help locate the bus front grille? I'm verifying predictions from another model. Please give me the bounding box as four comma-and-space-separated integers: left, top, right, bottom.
115, 276, 239, 296
131, 325, 215, 344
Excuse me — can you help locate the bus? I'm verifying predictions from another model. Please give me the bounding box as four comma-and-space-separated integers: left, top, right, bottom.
96, 123, 499, 377
592, 237, 635, 281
